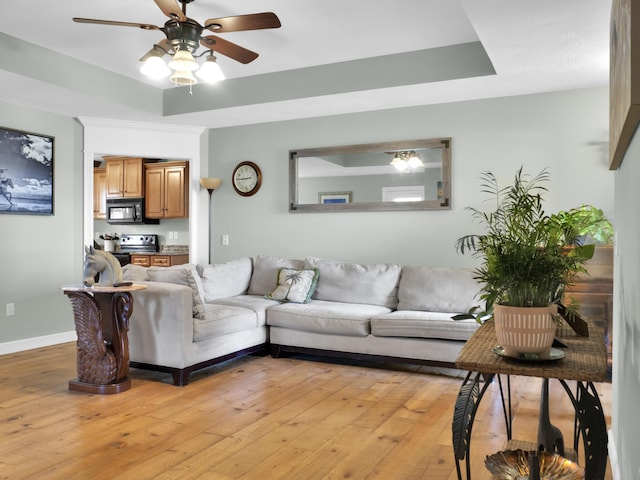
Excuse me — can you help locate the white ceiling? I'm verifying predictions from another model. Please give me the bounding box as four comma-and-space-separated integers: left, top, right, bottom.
0, 0, 611, 129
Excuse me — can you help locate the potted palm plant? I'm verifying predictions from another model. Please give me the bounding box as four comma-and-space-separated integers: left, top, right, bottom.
455, 168, 608, 357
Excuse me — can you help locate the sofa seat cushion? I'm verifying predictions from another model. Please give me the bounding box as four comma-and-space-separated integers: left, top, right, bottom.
370, 311, 480, 341
267, 300, 391, 336
211, 294, 280, 325
193, 304, 259, 342
398, 266, 480, 313
304, 257, 401, 308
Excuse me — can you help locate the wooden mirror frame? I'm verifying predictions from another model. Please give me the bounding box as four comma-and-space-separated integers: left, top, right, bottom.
289, 138, 451, 213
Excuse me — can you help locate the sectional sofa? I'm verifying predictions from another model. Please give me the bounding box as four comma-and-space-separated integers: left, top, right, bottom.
122, 255, 481, 386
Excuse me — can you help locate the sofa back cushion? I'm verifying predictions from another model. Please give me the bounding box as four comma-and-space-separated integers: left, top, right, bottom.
147, 264, 206, 319
121, 263, 149, 281
304, 257, 401, 308
248, 255, 305, 295
197, 257, 253, 302
397, 266, 480, 313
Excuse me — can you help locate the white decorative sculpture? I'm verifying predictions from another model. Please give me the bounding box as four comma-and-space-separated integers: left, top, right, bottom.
83, 246, 124, 287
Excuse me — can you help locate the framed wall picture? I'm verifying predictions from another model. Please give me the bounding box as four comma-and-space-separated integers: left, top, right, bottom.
319, 191, 352, 204
610, 0, 640, 169
0, 126, 54, 215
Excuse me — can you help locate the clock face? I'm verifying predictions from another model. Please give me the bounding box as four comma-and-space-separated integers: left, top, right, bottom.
232, 161, 262, 196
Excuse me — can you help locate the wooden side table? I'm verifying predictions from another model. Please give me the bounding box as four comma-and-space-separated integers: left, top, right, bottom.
62, 284, 146, 394
452, 319, 608, 480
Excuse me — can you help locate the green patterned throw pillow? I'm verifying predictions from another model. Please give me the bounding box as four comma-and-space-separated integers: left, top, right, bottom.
266, 268, 320, 304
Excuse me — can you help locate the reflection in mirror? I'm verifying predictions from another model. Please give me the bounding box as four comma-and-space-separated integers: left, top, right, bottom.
289, 138, 451, 212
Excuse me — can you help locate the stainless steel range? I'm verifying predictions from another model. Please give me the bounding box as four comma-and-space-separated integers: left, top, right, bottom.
112, 234, 159, 266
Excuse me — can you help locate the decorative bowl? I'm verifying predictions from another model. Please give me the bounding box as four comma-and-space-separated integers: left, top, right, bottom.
485, 449, 584, 479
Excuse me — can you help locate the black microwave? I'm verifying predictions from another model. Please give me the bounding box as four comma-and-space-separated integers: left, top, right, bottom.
106, 198, 159, 225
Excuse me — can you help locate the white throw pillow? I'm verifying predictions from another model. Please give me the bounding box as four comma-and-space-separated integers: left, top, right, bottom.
248, 255, 305, 295
266, 268, 320, 304
198, 257, 253, 302
304, 257, 402, 308
147, 264, 206, 319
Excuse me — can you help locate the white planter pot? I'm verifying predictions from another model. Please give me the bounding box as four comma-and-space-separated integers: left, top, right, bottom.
103, 240, 115, 252
493, 304, 557, 357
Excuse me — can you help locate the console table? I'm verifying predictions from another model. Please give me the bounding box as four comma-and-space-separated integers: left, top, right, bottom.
62, 284, 146, 394
452, 319, 608, 480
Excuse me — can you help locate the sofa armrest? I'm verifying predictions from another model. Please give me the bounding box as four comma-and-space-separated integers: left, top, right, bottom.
129, 281, 194, 368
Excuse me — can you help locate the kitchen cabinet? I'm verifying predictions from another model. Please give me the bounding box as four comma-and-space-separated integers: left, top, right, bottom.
145, 161, 189, 219
105, 156, 144, 198
130, 254, 189, 268
93, 167, 107, 219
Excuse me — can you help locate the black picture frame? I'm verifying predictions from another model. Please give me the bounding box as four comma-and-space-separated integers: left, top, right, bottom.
0, 125, 54, 215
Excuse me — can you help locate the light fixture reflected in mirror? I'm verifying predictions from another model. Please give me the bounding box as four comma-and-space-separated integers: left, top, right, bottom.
200, 177, 222, 264
390, 151, 424, 172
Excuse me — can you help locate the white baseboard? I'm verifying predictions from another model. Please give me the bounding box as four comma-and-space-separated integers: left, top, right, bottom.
608, 429, 621, 480
0, 331, 77, 356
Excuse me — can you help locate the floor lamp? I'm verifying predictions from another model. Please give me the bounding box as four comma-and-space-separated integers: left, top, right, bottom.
200, 177, 222, 264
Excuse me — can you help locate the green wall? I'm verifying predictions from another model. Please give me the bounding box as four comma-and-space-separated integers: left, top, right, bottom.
0, 101, 84, 344
613, 130, 640, 479
208, 87, 613, 267
0, 86, 614, 347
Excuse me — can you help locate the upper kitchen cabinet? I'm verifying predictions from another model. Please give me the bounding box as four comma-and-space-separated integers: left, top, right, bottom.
145, 161, 189, 219
105, 156, 144, 198
93, 167, 107, 219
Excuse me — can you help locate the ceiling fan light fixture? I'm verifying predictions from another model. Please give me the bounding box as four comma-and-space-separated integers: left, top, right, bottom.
196, 54, 225, 83
140, 55, 171, 79
168, 49, 199, 71
170, 69, 198, 86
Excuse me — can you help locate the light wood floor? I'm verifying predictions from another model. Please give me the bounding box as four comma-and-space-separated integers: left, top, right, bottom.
0, 343, 612, 480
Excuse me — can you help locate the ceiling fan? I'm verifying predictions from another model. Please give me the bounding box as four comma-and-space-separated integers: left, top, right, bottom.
73, 0, 281, 86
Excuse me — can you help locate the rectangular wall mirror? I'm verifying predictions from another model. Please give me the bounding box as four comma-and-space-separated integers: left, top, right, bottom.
289, 138, 451, 212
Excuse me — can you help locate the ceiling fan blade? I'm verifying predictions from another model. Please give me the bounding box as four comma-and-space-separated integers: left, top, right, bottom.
153, 0, 186, 21
200, 35, 259, 64
73, 18, 161, 31
204, 12, 281, 33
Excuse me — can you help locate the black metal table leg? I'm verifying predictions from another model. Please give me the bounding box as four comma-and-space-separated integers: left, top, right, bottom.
558, 380, 608, 480
452, 372, 510, 480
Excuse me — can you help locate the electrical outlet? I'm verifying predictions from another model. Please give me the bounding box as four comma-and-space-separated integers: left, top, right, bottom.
173, 231, 179, 241
6, 303, 15, 316
169, 231, 174, 240
222, 234, 229, 246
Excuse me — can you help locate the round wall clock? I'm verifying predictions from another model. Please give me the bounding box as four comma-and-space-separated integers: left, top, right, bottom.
232, 161, 262, 196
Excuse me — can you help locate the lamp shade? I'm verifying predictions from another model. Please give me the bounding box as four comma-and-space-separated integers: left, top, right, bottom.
196, 55, 225, 84
140, 55, 171, 79
200, 177, 222, 191
170, 70, 197, 86
168, 49, 199, 71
